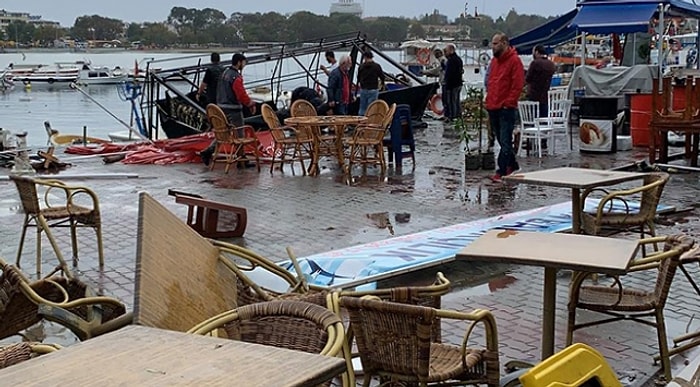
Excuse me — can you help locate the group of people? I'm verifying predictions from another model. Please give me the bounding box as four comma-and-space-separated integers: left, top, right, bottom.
320, 50, 386, 116
421, 43, 464, 122
486, 34, 555, 182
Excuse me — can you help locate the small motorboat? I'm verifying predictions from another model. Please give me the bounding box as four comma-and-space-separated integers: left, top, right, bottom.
44, 121, 110, 146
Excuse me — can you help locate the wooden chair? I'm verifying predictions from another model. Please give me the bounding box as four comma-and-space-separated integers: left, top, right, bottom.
345, 103, 396, 174
518, 343, 621, 387
205, 104, 261, 173
0, 258, 130, 341
188, 300, 353, 387
364, 99, 390, 128
0, 343, 60, 370
566, 234, 696, 382
261, 103, 314, 175
339, 296, 500, 387
10, 175, 104, 279
168, 190, 247, 238
580, 172, 670, 238
290, 99, 318, 117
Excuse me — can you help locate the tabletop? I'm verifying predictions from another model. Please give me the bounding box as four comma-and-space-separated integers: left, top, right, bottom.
0, 325, 346, 386
503, 167, 646, 190
284, 115, 368, 126
456, 230, 639, 274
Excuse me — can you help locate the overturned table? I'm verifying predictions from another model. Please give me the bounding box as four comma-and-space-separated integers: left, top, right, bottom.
0, 325, 346, 386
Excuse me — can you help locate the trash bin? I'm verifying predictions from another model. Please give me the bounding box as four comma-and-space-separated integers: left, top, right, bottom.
578, 96, 623, 153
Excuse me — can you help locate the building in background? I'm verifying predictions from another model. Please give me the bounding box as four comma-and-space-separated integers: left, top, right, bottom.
0, 9, 60, 34
330, 0, 363, 18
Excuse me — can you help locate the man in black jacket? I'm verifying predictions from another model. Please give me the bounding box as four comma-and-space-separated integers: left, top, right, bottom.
443, 44, 464, 122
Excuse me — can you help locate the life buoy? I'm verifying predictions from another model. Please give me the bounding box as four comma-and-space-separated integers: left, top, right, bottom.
478, 52, 491, 65
417, 48, 431, 65
429, 94, 444, 115
22, 79, 30, 86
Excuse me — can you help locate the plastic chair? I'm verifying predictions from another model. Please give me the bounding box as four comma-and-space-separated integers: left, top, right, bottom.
10, 175, 104, 279
518, 343, 621, 387
205, 104, 261, 173
517, 100, 554, 158
383, 104, 416, 168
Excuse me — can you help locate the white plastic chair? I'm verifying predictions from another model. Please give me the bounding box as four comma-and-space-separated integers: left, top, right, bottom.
543, 88, 572, 152
518, 100, 554, 158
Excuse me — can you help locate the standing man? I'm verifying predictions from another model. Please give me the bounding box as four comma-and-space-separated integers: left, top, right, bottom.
327, 55, 353, 115
357, 50, 385, 115
216, 53, 257, 126
320, 50, 338, 79
199, 53, 256, 165
525, 44, 556, 150
485, 33, 524, 182
443, 43, 464, 123
195, 52, 223, 106
421, 48, 448, 118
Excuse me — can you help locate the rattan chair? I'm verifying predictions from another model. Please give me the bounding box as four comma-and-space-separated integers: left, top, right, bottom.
262, 103, 314, 175
363, 99, 390, 127
290, 99, 318, 117
580, 172, 670, 238
10, 175, 104, 279
206, 104, 261, 173
566, 234, 696, 382
339, 296, 500, 387
212, 240, 328, 307
0, 258, 130, 341
0, 342, 60, 370
188, 300, 352, 386
345, 103, 396, 174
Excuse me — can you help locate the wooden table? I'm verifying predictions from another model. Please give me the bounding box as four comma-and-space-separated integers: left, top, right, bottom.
503, 167, 647, 233
456, 230, 640, 359
285, 115, 368, 175
0, 325, 346, 386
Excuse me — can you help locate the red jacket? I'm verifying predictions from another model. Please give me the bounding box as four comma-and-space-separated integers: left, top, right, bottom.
485, 47, 524, 110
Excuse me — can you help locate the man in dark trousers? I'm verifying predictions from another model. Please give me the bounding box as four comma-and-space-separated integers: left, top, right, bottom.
443, 43, 464, 123
196, 52, 223, 106
200, 53, 256, 165
525, 44, 556, 149
357, 50, 385, 115
327, 56, 353, 115
485, 33, 524, 182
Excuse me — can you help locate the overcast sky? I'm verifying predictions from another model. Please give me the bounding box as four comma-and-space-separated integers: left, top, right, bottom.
1, 1, 575, 27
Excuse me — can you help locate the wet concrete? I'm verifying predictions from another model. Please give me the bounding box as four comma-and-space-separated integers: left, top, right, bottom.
0, 118, 699, 385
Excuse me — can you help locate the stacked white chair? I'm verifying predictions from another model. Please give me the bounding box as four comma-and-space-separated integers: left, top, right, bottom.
517, 100, 554, 158
543, 88, 572, 152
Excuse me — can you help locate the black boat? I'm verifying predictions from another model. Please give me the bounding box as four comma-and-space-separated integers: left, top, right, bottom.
140, 32, 438, 139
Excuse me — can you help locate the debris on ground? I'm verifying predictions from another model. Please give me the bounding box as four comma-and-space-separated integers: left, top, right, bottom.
366, 212, 394, 235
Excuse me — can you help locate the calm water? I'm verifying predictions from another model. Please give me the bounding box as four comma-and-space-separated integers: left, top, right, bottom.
0, 49, 487, 147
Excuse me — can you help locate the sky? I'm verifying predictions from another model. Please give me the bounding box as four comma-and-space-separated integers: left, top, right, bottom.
1, 1, 575, 27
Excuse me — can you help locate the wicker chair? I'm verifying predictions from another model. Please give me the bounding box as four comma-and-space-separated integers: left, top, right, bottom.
363, 99, 390, 128
205, 104, 261, 173
580, 172, 670, 238
262, 103, 314, 175
188, 300, 352, 387
339, 297, 500, 387
0, 258, 131, 341
212, 240, 328, 307
345, 103, 396, 174
10, 175, 104, 279
566, 234, 696, 382
0, 342, 60, 370
290, 99, 318, 117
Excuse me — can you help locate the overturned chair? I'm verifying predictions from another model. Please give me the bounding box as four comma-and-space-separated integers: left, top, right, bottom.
168, 189, 247, 238
0, 258, 131, 342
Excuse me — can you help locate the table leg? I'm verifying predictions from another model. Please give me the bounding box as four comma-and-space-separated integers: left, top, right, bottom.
541, 267, 557, 359
335, 124, 346, 167
571, 188, 581, 234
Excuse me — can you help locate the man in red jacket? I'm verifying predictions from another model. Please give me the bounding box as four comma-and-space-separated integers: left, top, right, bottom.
485, 33, 524, 182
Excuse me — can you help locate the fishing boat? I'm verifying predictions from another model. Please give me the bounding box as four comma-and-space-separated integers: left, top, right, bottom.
142, 32, 439, 140
4, 62, 80, 87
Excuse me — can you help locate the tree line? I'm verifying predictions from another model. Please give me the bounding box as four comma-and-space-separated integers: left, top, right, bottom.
1, 7, 553, 48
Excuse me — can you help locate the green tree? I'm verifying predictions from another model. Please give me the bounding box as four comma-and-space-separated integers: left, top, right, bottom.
72, 15, 124, 40
408, 23, 426, 39
141, 22, 178, 47
126, 23, 143, 42
33, 25, 65, 46
363, 17, 409, 42
4, 21, 35, 43
287, 12, 329, 41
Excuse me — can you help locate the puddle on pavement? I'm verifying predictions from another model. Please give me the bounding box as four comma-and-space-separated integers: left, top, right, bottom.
453, 275, 518, 298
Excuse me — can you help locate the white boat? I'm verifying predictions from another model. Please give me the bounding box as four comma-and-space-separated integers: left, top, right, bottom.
74, 60, 128, 85
4, 62, 80, 86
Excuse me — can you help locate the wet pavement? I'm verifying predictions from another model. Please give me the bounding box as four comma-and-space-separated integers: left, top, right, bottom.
1, 119, 700, 385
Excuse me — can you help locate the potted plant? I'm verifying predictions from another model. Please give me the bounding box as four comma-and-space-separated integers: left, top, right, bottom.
457, 87, 493, 170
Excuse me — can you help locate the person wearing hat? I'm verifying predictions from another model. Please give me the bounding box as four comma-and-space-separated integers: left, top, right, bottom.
357, 50, 385, 115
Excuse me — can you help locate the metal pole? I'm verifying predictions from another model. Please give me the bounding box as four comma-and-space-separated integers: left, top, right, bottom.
658, 3, 665, 80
